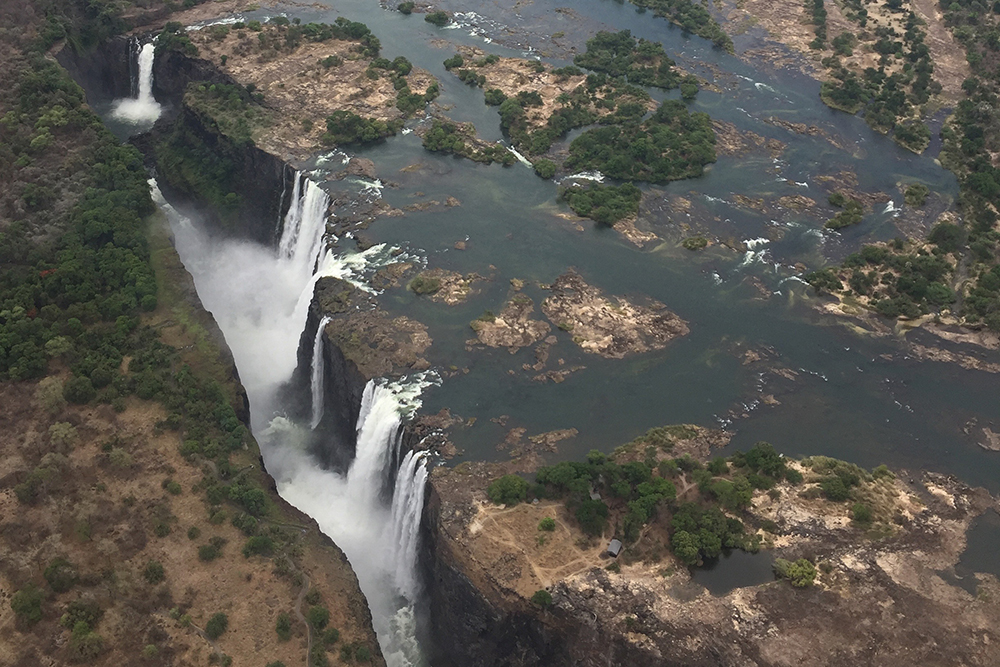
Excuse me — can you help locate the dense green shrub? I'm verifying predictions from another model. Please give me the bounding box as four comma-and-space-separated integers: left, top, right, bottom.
44, 558, 78, 593
398, 2, 415, 13
425, 11, 450, 26
538, 517, 556, 531
68, 621, 105, 661
483, 88, 507, 105
531, 589, 553, 607
773, 558, 817, 587
487, 475, 528, 505
625, 0, 732, 51
904, 183, 930, 206
443, 54, 464, 70
408, 275, 442, 295
565, 100, 715, 183
307, 605, 330, 629
321, 111, 397, 146
561, 183, 642, 225
276, 612, 292, 641
573, 30, 682, 90
533, 159, 556, 179
142, 560, 165, 584
63, 376, 96, 404
851, 502, 873, 525
242, 535, 275, 558
205, 612, 228, 639
11, 584, 44, 625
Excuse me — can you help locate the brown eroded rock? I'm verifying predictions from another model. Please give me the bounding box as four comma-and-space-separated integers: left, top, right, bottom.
541, 271, 689, 359
410, 268, 482, 305
470, 295, 551, 352
345, 157, 377, 179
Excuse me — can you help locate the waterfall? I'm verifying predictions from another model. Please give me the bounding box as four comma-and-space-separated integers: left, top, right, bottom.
309, 315, 333, 429
111, 42, 162, 124
278, 173, 331, 279
389, 449, 430, 600
347, 381, 404, 503
156, 162, 434, 666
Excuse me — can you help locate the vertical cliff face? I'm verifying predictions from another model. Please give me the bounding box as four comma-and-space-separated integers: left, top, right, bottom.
137, 103, 294, 246
419, 481, 571, 667
285, 298, 369, 472
55, 36, 133, 103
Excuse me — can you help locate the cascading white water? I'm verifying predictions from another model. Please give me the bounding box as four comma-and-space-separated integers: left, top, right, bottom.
389, 449, 430, 600
270, 378, 435, 667
155, 171, 434, 666
347, 381, 403, 501
112, 42, 162, 123
278, 174, 332, 278
310, 315, 333, 429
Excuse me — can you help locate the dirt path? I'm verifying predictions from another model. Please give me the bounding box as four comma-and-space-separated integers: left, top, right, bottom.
480, 503, 607, 589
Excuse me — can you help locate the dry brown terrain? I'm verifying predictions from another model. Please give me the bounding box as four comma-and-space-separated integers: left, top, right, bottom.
0, 217, 384, 667
726, 0, 968, 103
187, 24, 437, 159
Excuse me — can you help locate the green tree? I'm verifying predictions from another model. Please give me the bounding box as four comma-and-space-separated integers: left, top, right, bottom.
487, 475, 528, 505
531, 589, 553, 607
773, 558, 817, 587
11, 584, 44, 625
276, 612, 292, 641
205, 612, 228, 639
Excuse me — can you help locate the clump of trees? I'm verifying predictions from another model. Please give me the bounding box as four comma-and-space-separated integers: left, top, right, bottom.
565, 100, 716, 183
422, 120, 516, 165
773, 558, 817, 587
824, 192, 864, 230
424, 11, 450, 27
818, 10, 936, 149
487, 475, 528, 505
408, 275, 442, 295
626, 0, 733, 51
572, 30, 685, 92
321, 111, 400, 146
806, 242, 956, 319
560, 183, 642, 225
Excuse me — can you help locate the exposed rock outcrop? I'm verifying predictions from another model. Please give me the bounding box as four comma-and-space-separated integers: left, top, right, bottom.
541, 272, 689, 358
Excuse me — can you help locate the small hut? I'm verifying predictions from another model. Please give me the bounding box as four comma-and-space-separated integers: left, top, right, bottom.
606, 539, 623, 558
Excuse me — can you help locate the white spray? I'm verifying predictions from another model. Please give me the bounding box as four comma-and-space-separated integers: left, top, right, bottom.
112, 42, 162, 124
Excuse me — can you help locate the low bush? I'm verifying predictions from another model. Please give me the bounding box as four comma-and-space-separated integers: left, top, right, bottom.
11, 584, 44, 625
307, 605, 330, 629
531, 589, 553, 607
773, 558, 817, 587
142, 560, 165, 584
276, 612, 292, 641
424, 11, 449, 26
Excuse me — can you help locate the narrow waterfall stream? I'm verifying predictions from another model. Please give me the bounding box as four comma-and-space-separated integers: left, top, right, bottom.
111, 40, 161, 124
152, 174, 432, 667
310, 315, 333, 429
